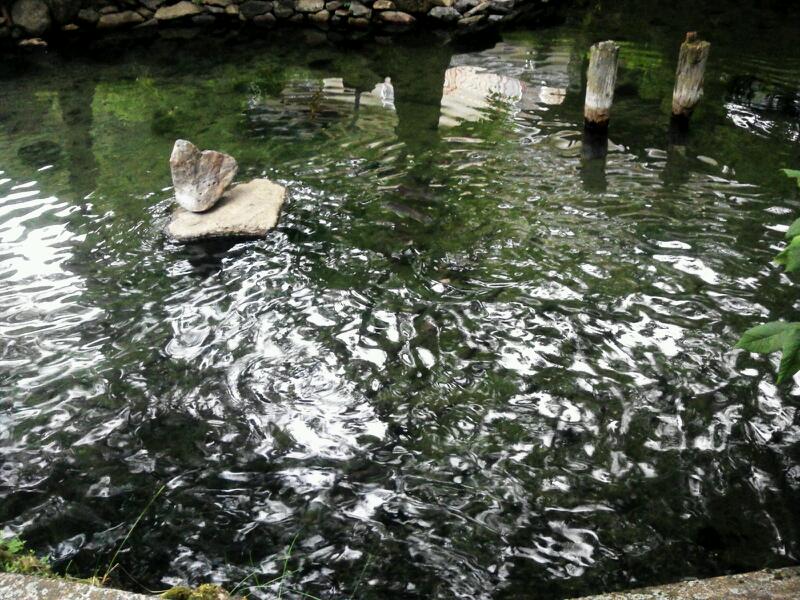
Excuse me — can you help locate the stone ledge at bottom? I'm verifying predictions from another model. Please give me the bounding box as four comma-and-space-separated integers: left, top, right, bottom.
0, 573, 152, 600
571, 566, 800, 600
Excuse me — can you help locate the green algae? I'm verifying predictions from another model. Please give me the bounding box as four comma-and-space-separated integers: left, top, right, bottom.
161, 583, 241, 599
0, 537, 52, 577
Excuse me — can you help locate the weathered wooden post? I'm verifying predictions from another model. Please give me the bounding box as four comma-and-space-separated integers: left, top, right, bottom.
584, 40, 620, 130
671, 32, 710, 123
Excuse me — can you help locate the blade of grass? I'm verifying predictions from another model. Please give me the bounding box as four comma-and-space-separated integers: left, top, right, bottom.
101, 484, 166, 585
277, 531, 300, 600
231, 571, 286, 595
289, 587, 325, 600
249, 551, 261, 588
349, 553, 372, 600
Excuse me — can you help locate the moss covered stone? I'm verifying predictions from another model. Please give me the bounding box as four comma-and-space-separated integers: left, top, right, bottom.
0, 538, 52, 577
161, 583, 237, 600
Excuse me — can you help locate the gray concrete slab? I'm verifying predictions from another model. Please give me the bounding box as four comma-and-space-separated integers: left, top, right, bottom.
0, 574, 152, 599
572, 566, 800, 600
3, 566, 799, 599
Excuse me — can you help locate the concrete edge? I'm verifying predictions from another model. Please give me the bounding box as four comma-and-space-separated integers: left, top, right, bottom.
570, 566, 800, 600
3, 565, 800, 599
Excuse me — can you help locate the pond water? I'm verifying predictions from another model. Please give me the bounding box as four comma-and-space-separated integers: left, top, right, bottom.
2, 2, 800, 598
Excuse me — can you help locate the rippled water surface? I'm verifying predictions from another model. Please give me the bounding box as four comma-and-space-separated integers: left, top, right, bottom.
2, 2, 800, 598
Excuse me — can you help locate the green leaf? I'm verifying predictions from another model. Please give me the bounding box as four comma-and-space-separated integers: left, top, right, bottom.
736, 321, 798, 354
777, 329, 800, 384
786, 217, 800, 240
775, 236, 800, 272
5, 538, 24, 555
782, 168, 800, 188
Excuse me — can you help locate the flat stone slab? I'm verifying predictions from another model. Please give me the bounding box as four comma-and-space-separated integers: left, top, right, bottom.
3, 566, 799, 600
572, 566, 800, 600
0, 573, 151, 599
165, 178, 286, 242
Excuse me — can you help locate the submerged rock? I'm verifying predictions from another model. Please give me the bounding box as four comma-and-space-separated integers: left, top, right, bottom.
166, 178, 286, 242
169, 139, 238, 213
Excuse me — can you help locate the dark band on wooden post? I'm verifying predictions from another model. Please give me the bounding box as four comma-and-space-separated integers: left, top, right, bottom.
671, 32, 710, 120
584, 40, 619, 130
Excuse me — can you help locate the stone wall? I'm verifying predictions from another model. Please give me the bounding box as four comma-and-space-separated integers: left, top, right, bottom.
1, 0, 552, 46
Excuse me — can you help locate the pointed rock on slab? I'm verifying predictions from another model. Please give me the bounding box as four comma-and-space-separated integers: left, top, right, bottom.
166, 178, 286, 242
170, 139, 238, 212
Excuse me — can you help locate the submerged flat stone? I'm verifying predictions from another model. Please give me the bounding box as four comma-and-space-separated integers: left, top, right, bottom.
166, 178, 286, 242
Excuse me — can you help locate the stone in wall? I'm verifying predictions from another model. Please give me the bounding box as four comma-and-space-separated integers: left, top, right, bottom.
378, 9, 413, 23
308, 9, 329, 22
240, 0, 272, 18
3, 0, 550, 43
392, 0, 429, 14
295, 0, 324, 12
348, 16, 369, 27
191, 13, 216, 23
97, 10, 145, 28
253, 11, 277, 24
457, 13, 483, 26
11, 0, 51, 35
273, 0, 294, 18
489, 0, 514, 12
463, 1, 489, 16
349, 2, 371, 18
428, 5, 459, 21
155, 1, 204, 19
47, 0, 81, 24
77, 7, 99, 23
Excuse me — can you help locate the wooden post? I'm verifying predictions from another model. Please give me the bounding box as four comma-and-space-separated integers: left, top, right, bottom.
584, 41, 619, 130
671, 32, 710, 121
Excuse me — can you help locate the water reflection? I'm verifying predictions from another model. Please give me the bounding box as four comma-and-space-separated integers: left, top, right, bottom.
1, 14, 800, 600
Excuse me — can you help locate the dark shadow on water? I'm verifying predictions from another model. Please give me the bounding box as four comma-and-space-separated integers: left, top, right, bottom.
174, 238, 252, 274
662, 118, 692, 188
580, 127, 608, 193
58, 77, 100, 201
